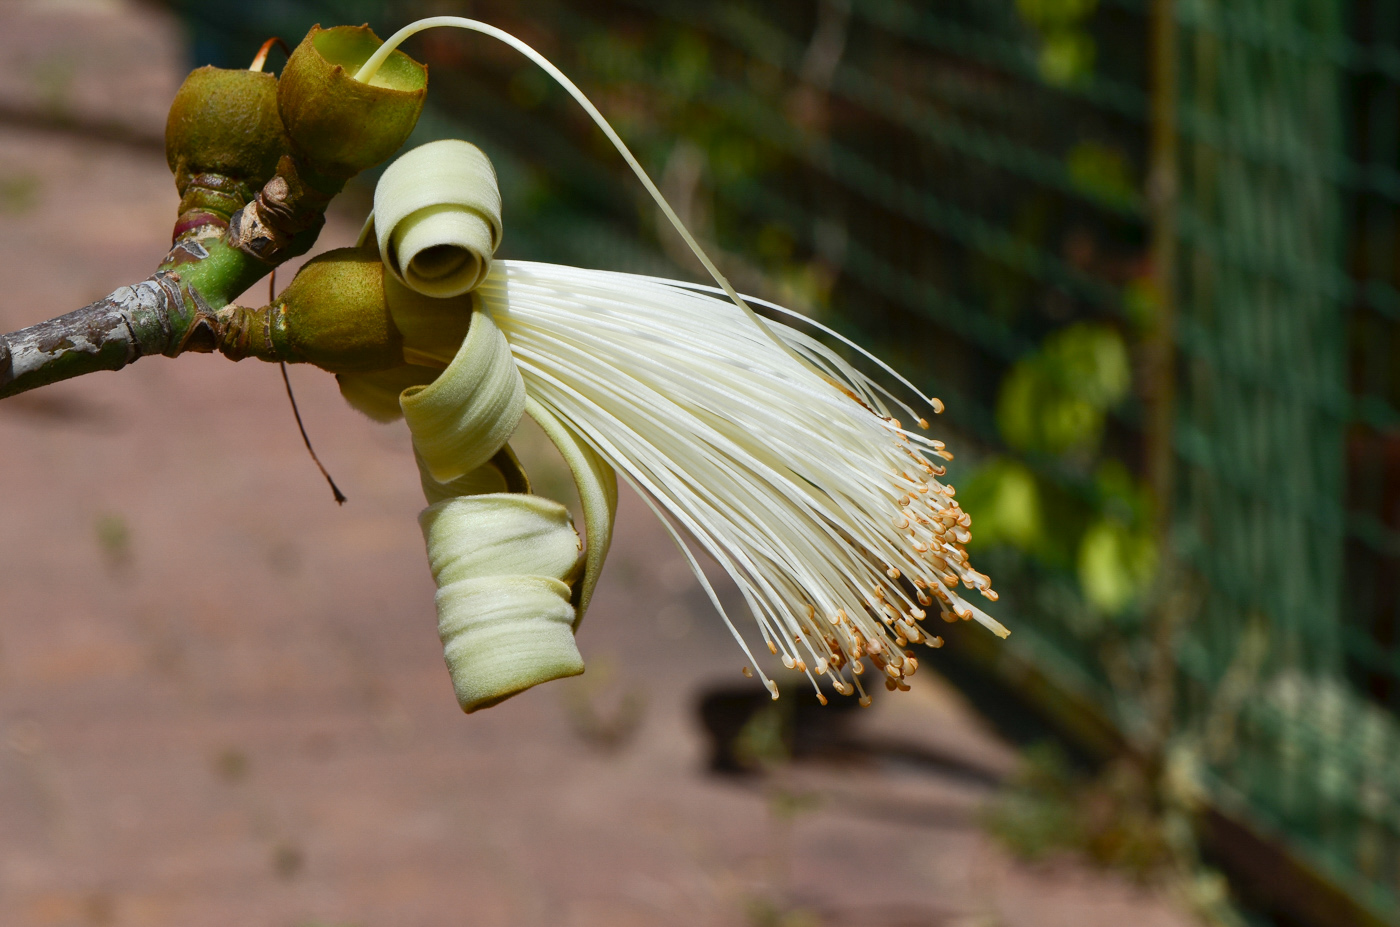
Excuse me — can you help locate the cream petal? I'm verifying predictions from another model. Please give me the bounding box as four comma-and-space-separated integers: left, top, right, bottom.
435, 574, 582, 712
400, 299, 524, 483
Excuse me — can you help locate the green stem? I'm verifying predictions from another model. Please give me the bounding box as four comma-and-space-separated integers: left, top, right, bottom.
0, 154, 337, 401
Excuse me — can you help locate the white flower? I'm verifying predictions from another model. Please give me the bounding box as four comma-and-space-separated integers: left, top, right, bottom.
348, 19, 1008, 706
476, 259, 1007, 703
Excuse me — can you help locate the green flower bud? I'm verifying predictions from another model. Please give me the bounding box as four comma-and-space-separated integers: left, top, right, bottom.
164, 66, 290, 237
277, 247, 404, 373
277, 24, 428, 178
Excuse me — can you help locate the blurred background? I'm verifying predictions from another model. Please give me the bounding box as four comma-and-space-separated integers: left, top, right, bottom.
0, 0, 1395, 924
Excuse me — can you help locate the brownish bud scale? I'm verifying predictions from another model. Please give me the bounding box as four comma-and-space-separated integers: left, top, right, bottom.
276, 247, 404, 373
277, 24, 428, 179
165, 67, 290, 239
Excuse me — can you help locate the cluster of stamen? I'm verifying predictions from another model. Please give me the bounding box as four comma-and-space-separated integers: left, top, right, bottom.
745, 399, 1006, 706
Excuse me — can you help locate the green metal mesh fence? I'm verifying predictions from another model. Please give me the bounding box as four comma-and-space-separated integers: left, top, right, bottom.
178, 0, 1400, 920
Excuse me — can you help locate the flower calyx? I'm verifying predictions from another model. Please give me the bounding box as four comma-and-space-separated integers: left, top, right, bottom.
277, 25, 428, 179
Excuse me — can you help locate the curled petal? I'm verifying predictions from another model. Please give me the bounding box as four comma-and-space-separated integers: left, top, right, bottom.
526, 395, 617, 628
400, 299, 524, 483
363, 139, 503, 297
432, 572, 582, 712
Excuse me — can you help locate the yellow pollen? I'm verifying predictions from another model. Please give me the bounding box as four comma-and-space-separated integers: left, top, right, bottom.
742, 666, 754, 678
767, 640, 778, 655
930, 397, 945, 413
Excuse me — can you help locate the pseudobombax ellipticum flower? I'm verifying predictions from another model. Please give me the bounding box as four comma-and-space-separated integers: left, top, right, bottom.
481, 260, 1010, 703
341, 18, 1007, 709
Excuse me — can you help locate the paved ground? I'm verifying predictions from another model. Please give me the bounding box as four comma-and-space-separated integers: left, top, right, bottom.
0, 3, 1197, 925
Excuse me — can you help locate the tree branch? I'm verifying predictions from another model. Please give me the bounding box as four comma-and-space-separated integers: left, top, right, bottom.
0, 150, 345, 401
0, 276, 181, 399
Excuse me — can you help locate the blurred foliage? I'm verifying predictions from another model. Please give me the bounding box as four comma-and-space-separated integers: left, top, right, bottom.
996, 322, 1129, 457
1066, 141, 1138, 211
966, 320, 1154, 620
984, 743, 1171, 878
1015, 0, 1098, 86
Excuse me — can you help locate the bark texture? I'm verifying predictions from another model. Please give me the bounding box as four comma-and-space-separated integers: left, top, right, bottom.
0, 276, 183, 398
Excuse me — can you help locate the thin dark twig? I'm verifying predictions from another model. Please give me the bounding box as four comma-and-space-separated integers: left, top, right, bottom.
271, 270, 347, 505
